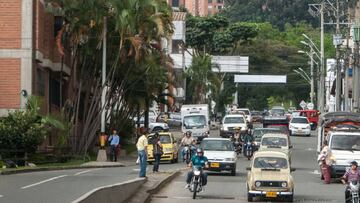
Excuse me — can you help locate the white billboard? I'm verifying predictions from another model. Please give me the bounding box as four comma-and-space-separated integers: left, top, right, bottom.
234, 75, 287, 83
211, 56, 249, 73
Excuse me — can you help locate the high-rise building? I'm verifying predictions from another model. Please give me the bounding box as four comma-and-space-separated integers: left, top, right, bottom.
167, 0, 224, 16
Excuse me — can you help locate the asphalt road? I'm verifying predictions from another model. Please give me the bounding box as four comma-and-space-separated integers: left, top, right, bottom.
0, 156, 187, 203
150, 129, 345, 203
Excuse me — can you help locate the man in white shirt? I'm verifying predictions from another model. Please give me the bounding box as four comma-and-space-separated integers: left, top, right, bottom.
136, 128, 148, 177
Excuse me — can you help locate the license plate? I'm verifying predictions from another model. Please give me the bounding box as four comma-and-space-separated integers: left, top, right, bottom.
210, 162, 220, 168
266, 191, 277, 198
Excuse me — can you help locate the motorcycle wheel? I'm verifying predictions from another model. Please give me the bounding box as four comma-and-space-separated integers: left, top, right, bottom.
192, 182, 198, 199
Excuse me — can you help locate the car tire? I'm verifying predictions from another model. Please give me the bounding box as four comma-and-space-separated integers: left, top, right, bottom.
247, 192, 253, 202
231, 168, 236, 176
287, 194, 294, 202
307, 134, 311, 137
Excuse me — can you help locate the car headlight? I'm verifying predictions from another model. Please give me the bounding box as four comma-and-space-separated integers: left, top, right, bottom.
255, 181, 261, 187
220, 127, 224, 131
225, 158, 235, 162
281, 182, 288, 188
306, 125, 311, 129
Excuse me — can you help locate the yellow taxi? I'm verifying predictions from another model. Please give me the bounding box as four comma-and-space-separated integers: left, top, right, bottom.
147, 132, 179, 163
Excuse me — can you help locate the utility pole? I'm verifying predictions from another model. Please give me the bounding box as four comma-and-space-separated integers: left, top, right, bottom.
334, 0, 342, 111
319, 1, 325, 114
354, 25, 360, 112
101, 17, 107, 134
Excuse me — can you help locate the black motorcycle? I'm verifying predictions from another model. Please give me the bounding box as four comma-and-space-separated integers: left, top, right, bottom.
230, 135, 242, 155
189, 166, 203, 199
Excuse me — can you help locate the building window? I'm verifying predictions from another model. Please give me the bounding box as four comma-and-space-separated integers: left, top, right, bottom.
217, 0, 223, 3
172, 0, 179, 7
172, 40, 182, 54
208, 0, 212, 3
36, 68, 46, 96
50, 77, 60, 106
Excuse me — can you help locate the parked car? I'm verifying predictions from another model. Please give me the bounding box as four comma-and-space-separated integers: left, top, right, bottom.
289, 116, 311, 137
246, 151, 295, 202
147, 132, 179, 164
259, 133, 292, 163
201, 138, 237, 176
135, 117, 169, 132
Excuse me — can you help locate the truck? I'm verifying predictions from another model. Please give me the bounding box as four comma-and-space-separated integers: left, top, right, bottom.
181, 104, 210, 141
317, 111, 360, 177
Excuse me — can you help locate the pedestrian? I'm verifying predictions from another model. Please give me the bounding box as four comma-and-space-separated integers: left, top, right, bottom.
152, 132, 163, 173
108, 129, 120, 162
318, 140, 332, 184
136, 128, 149, 177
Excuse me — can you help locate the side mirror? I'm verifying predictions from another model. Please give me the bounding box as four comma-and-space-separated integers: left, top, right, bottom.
290, 167, 296, 172
246, 167, 251, 171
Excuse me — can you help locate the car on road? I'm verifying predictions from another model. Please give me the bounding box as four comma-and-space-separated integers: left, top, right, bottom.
251, 111, 263, 123
237, 108, 252, 123
220, 114, 248, 138
252, 128, 286, 150
259, 133, 292, 162
201, 138, 237, 176
246, 151, 295, 202
147, 132, 179, 163
289, 116, 311, 137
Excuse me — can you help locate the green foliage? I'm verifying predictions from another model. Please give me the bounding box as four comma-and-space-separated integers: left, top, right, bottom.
0, 96, 65, 158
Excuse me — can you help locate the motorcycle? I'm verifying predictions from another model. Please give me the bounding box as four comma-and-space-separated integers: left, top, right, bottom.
189, 166, 203, 199
244, 141, 254, 160
230, 135, 242, 155
183, 145, 193, 164
347, 181, 359, 203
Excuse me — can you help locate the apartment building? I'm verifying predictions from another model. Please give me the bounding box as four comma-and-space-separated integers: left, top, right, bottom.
0, 0, 70, 117
168, 0, 224, 16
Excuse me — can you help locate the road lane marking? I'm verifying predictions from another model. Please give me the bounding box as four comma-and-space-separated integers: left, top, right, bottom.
74, 169, 101, 176
21, 175, 68, 189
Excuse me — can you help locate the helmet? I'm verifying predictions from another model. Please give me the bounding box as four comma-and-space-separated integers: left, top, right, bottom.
235, 127, 241, 132
351, 161, 358, 167
186, 131, 192, 136
196, 148, 204, 156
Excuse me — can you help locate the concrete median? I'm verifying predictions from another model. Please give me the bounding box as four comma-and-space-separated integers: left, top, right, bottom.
72, 178, 146, 203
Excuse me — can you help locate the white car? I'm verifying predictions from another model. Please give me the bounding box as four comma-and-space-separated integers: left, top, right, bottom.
237, 108, 252, 123
201, 138, 237, 176
259, 133, 292, 162
220, 114, 248, 138
289, 116, 311, 137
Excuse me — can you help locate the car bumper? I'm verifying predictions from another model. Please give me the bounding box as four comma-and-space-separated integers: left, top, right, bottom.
248, 190, 293, 196
147, 153, 175, 162
207, 162, 236, 171
290, 128, 310, 135
329, 165, 347, 177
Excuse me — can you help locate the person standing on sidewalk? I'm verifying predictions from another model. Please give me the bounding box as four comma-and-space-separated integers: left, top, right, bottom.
152, 133, 163, 173
136, 128, 148, 177
318, 140, 332, 184
108, 129, 120, 162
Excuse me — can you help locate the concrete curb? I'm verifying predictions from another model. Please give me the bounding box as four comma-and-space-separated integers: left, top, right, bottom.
144, 170, 182, 203
72, 178, 146, 203
0, 164, 125, 175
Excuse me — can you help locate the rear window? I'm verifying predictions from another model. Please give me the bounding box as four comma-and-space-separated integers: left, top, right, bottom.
291, 117, 308, 124
261, 137, 288, 147
224, 116, 245, 124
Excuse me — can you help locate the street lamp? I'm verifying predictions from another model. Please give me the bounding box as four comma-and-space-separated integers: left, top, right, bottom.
352, 25, 360, 111
298, 47, 316, 106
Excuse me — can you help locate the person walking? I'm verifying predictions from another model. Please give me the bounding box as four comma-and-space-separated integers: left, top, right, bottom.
108, 129, 120, 162
136, 128, 148, 177
152, 133, 163, 173
318, 140, 332, 184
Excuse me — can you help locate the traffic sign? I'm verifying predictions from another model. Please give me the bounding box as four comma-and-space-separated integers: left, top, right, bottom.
300, 100, 307, 109
307, 103, 314, 110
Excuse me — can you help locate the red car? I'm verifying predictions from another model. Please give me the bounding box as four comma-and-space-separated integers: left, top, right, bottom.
298, 110, 319, 130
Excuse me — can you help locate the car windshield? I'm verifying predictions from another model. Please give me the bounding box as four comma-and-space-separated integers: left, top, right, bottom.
253, 129, 280, 141
254, 157, 288, 169
201, 140, 234, 151
224, 116, 245, 124
262, 137, 288, 147
183, 115, 206, 129
148, 135, 171, 144
291, 118, 308, 124
271, 109, 285, 116
331, 134, 360, 151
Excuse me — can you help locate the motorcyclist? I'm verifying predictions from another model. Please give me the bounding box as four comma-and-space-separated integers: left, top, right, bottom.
241, 131, 254, 155
185, 148, 209, 189
341, 161, 360, 202
233, 127, 241, 141
180, 131, 196, 160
